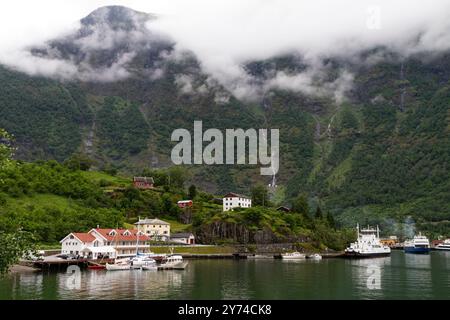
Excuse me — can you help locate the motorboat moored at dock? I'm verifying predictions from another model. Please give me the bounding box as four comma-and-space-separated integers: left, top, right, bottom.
434, 239, 450, 251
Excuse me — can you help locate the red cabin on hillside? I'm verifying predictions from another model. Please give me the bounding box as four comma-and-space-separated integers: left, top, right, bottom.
178, 200, 194, 209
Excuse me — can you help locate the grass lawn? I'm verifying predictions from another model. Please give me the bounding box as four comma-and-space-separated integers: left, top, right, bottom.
6, 194, 80, 210
80, 171, 130, 187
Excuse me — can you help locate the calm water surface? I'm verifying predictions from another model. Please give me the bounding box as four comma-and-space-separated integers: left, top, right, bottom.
1, 251, 449, 300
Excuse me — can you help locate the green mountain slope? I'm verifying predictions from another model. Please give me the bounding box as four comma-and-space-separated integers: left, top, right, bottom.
0, 7, 449, 235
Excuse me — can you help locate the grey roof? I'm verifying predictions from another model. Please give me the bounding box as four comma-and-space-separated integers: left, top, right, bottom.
134, 218, 170, 226
171, 233, 194, 239
223, 192, 251, 199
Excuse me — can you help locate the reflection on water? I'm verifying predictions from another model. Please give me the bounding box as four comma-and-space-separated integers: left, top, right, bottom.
56, 269, 184, 300
1, 251, 449, 300
349, 256, 391, 300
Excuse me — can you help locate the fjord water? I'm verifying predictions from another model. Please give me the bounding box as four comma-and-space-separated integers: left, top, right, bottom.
1, 251, 449, 300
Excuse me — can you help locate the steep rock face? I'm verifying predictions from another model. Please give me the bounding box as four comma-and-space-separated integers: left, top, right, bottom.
196, 221, 308, 245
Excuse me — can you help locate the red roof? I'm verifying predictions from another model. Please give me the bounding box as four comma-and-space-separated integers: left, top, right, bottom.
72, 233, 96, 243
91, 229, 150, 242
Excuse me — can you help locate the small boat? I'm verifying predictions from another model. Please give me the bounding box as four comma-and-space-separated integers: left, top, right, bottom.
106, 258, 131, 271
281, 252, 306, 260
130, 255, 159, 269
308, 254, 323, 260
435, 239, 450, 251
141, 260, 158, 271
404, 233, 431, 254
159, 255, 188, 270
344, 224, 391, 258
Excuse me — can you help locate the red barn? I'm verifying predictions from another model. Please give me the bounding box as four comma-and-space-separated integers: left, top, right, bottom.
133, 177, 155, 190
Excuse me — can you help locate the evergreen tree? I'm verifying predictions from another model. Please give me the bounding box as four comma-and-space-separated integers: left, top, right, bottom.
188, 185, 197, 200
315, 206, 323, 219
251, 184, 269, 206
292, 194, 309, 218
327, 212, 336, 229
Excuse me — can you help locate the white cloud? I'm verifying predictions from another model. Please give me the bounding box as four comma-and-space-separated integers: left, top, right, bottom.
2, 0, 450, 101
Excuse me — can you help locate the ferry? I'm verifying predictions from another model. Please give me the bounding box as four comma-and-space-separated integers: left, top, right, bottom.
435, 239, 450, 251
344, 224, 391, 258
404, 233, 430, 254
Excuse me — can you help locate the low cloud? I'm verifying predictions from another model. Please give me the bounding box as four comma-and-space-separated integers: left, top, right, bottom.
2, 1, 450, 102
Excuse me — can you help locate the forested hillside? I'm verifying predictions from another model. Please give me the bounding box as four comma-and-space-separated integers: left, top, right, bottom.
0, 6, 449, 235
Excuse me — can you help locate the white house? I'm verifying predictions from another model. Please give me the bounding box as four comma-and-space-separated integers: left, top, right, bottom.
223, 192, 252, 212
134, 218, 171, 241
60, 233, 97, 257
171, 233, 196, 245
60, 228, 151, 259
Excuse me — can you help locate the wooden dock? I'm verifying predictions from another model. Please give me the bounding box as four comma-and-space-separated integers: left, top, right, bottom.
32, 259, 114, 271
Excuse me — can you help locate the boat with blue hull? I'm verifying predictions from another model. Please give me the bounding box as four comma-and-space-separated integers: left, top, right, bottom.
404, 234, 430, 254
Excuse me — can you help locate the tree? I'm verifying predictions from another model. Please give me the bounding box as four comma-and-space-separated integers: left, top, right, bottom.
64, 153, 94, 171
0, 128, 14, 169
167, 167, 190, 190
326, 212, 336, 229
251, 184, 269, 206
315, 206, 323, 219
188, 185, 197, 200
292, 194, 309, 218
0, 231, 35, 275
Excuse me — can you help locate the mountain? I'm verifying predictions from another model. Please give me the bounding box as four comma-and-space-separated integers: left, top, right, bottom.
0, 6, 449, 235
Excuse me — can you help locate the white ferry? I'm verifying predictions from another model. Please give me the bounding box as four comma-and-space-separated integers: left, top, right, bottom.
344, 224, 391, 258
435, 239, 450, 251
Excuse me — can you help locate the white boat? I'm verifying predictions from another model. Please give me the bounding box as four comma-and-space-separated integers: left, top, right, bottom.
281, 252, 306, 260
141, 260, 158, 271
344, 224, 391, 258
404, 233, 430, 254
106, 258, 131, 271
106, 259, 131, 271
159, 255, 188, 270
435, 239, 450, 251
309, 254, 323, 260
130, 255, 158, 269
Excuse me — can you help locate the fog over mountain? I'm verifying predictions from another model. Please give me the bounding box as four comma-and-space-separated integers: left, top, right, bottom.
2, 1, 450, 101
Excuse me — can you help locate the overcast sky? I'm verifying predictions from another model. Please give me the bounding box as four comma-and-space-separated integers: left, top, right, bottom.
1, 0, 450, 101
